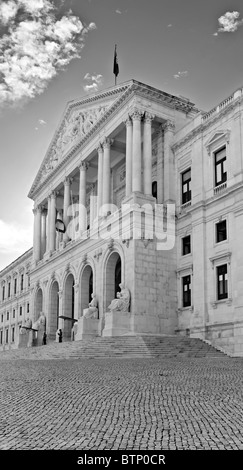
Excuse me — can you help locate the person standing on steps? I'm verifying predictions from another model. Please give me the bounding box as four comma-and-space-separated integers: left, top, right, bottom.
42, 332, 47, 345
58, 329, 62, 343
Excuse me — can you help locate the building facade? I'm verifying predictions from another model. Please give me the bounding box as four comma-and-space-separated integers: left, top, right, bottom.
1, 79, 243, 355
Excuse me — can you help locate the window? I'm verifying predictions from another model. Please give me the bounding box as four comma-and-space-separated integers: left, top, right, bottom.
1, 314, 3, 323
216, 220, 227, 243
217, 264, 228, 300
215, 147, 227, 187
181, 168, 191, 204
5, 329, 8, 344
2, 285, 5, 301
182, 275, 191, 307
21, 274, 24, 291
13, 309, 15, 319
20, 306, 22, 316
6, 312, 9, 321
8, 282, 11, 298
0, 330, 2, 345
152, 181, 157, 200
27, 303, 29, 314
14, 278, 17, 294
182, 235, 191, 255
11, 327, 15, 342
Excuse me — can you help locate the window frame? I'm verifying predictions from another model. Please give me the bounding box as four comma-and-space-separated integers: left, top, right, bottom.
214, 146, 227, 187
181, 168, 191, 204
217, 264, 228, 300
182, 235, 191, 256
216, 219, 227, 244
182, 274, 191, 308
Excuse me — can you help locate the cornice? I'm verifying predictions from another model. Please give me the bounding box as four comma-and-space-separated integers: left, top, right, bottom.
28, 80, 199, 199
172, 96, 242, 152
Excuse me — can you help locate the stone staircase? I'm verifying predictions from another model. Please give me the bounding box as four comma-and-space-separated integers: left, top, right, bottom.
0, 335, 228, 361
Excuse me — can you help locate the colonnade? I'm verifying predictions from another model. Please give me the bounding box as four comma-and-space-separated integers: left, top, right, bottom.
33, 109, 175, 263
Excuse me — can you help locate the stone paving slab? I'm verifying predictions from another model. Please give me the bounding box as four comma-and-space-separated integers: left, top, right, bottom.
0, 356, 243, 450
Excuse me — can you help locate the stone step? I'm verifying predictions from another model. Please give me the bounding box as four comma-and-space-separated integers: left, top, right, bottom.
0, 335, 227, 360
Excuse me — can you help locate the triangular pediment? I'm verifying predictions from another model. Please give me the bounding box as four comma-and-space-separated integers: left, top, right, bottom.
29, 80, 198, 198
205, 129, 230, 154
29, 82, 133, 197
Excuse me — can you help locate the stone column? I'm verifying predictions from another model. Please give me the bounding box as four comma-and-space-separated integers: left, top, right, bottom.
131, 109, 143, 193
46, 195, 51, 253
89, 184, 96, 228
163, 120, 175, 203
33, 205, 41, 262
102, 137, 113, 206
79, 162, 88, 233
97, 144, 103, 217
63, 177, 71, 243
41, 208, 47, 257
143, 112, 154, 196
125, 117, 133, 197
49, 191, 57, 252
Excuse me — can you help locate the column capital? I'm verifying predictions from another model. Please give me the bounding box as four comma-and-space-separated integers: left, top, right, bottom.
79, 161, 89, 171
50, 190, 59, 198
131, 108, 143, 121
64, 176, 73, 186
96, 142, 103, 153
124, 116, 132, 127
103, 137, 113, 149
162, 120, 175, 132
144, 112, 155, 124
33, 204, 42, 214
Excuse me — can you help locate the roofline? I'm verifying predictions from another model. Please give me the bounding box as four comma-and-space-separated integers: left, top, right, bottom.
0, 247, 33, 276
28, 79, 198, 199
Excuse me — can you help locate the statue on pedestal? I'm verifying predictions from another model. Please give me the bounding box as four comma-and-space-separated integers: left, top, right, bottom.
32, 312, 46, 330
83, 293, 98, 319
108, 283, 130, 313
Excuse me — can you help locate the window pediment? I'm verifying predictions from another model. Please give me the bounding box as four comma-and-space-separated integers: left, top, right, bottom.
205, 129, 230, 155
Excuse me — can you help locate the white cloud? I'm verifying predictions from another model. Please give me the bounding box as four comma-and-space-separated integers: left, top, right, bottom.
83, 73, 103, 93
83, 83, 99, 93
217, 11, 243, 33
167, 24, 172, 28
0, 1, 96, 106
173, 71, 188, 80
116, 9, 122, 14
38, 119, 46, 125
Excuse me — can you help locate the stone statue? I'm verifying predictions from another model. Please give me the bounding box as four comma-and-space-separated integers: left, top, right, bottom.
108, 283, 130, 313
32, 312, 46, 330
83, 293, 98, 319
24, 317, 32, 329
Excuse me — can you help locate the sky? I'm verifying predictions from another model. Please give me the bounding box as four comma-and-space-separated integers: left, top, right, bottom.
1, 0, 243, 270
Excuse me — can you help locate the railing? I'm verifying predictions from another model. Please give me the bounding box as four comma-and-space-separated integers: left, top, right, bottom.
214, 182, 227, 196
180, 201, 191, 210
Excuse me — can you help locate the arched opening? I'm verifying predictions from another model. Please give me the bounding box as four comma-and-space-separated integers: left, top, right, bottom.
81, 265, 94, 316
49, 281, 59, 339
105, 252, 122, 311
115, 257, 121, 298
35, 288, 43, 320
152, 181, 157, 200
63, 273, 75, 340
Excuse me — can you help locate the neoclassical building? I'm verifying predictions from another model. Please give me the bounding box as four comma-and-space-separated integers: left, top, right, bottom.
1, 79, 243, 355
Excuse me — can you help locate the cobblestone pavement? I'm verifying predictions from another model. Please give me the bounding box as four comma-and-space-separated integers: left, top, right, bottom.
0, 356, 243, 450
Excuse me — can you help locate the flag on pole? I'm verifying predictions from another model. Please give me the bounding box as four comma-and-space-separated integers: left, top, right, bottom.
113, 44, 119, 83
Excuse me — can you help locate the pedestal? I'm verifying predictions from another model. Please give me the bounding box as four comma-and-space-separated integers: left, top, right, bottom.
32, 325, 45, 347
102, 310, 132, 337
75, 317, 100, 340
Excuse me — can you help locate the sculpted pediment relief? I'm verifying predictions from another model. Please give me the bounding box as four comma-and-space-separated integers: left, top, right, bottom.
40, 104, 109, 182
